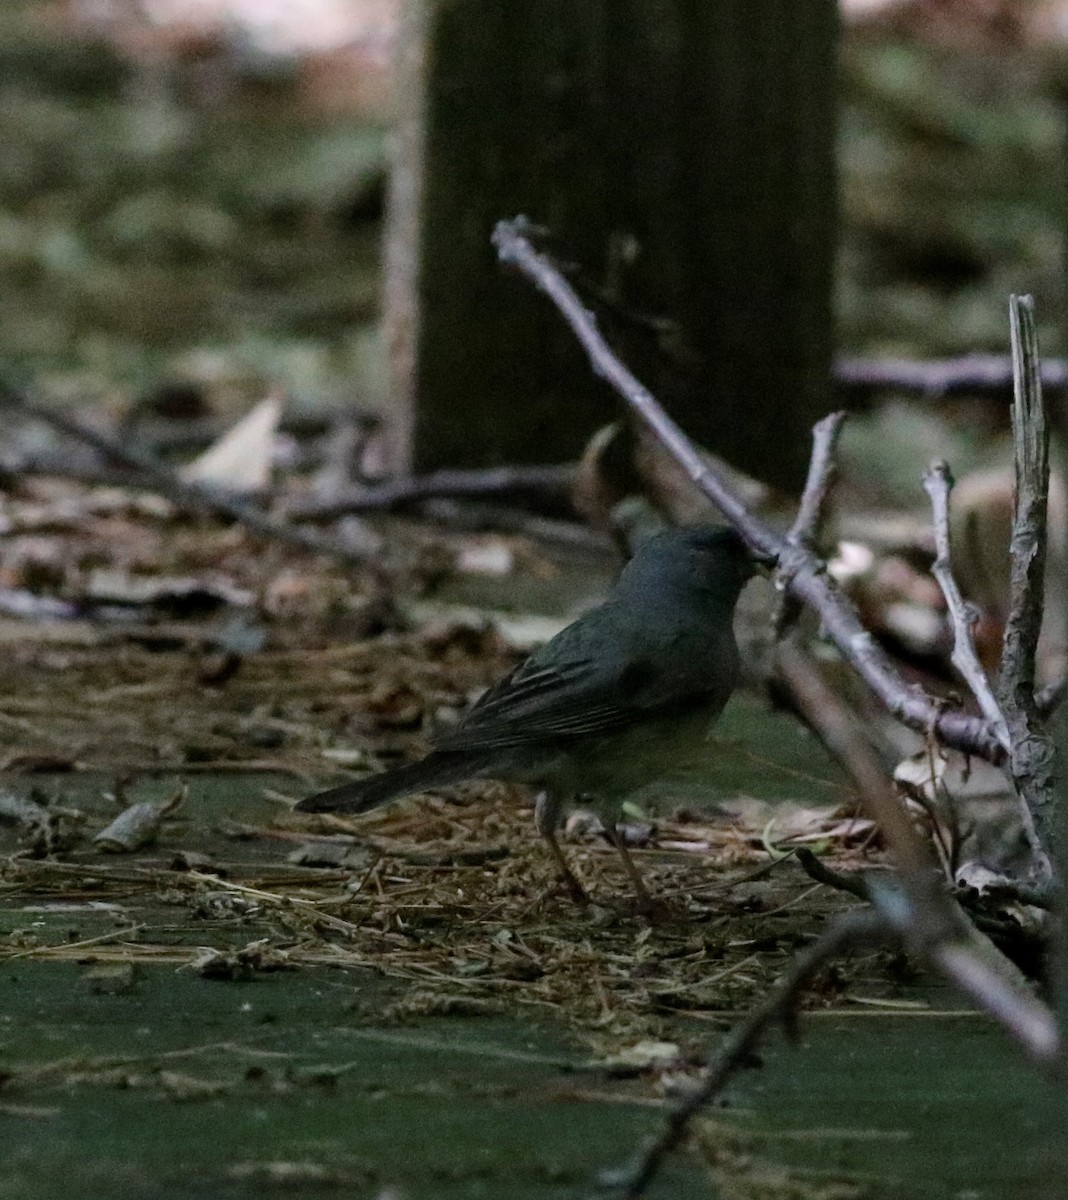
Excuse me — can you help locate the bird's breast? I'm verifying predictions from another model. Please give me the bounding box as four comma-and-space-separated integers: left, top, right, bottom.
536, 698, 728, 803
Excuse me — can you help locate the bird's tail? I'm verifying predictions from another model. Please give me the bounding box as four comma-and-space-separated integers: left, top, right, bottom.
295, 752, 484, 815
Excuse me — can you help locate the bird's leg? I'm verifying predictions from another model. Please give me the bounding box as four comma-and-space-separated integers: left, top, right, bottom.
535, 791, 588, 905
602, 821, 653, 909
542, 828, 590, 905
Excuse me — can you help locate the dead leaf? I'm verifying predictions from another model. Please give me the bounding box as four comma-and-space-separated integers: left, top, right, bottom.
179, 393, 282, 494
94, 787, 186, 853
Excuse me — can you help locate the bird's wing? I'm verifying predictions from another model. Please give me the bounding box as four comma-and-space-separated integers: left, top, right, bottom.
432, 608, 718, 752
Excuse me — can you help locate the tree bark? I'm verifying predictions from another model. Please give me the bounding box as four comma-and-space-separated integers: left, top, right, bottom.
386, 0, 838, 492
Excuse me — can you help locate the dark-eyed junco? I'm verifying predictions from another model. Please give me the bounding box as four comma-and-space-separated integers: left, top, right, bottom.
297, 526, 755, 904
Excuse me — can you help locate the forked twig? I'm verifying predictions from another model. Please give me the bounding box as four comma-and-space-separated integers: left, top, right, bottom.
493, 217, 1003, 765
923, 458, 1049, 874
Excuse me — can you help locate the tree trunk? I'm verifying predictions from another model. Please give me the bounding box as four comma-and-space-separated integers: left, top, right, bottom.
385, 0, 838, 492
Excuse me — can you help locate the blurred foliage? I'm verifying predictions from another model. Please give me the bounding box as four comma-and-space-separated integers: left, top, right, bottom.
0, 0, 386, 411
0, 2, 1063, 413
840, 34, 1066, 354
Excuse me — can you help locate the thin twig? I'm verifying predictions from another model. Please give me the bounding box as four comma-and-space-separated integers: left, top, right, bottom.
787, 412, 847, 551
493, 217, 1004, 765
0, 923, 147, 962
922, 460, 1011, 749
618, 909, 889, 1198
0, 454, 147, 490
1, 384, 383, 577
620, 880, 1058, 1197
775, 412, 846, 637
772, 640, 933, 878
413, 498, 610, 550
997, 296, 1056, 869
795, 847, 873, 901
921, 458, 1051, 874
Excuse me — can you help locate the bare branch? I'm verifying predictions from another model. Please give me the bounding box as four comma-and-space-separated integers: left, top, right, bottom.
927, 929, 1057, 1061
490, 230, 1063, 1195
835, 353, 1068, 400
494, 220, 766, 546
493, 217, 1004, 765
875, 875, 1057, 1060
922, 461, 1011, 748
1002, 296, 1051, 710
773, 640, 932, 876
921, 457, 1051, 873
618, 895, 1058, 1197
997, 296, 1057, 869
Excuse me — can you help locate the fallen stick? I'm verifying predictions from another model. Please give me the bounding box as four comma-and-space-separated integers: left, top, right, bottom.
1, 383, 383, 576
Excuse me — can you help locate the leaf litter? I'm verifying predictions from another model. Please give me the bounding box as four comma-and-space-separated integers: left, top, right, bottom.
0, 471, 898, 1064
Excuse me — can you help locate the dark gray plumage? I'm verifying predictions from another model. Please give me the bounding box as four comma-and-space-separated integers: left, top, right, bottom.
297, 526, 754, 902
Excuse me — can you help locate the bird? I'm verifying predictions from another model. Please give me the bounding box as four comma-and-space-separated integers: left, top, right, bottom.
296, 525, 756, 906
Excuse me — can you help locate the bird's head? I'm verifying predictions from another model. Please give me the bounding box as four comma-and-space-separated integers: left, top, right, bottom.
619, 525, 761, 605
